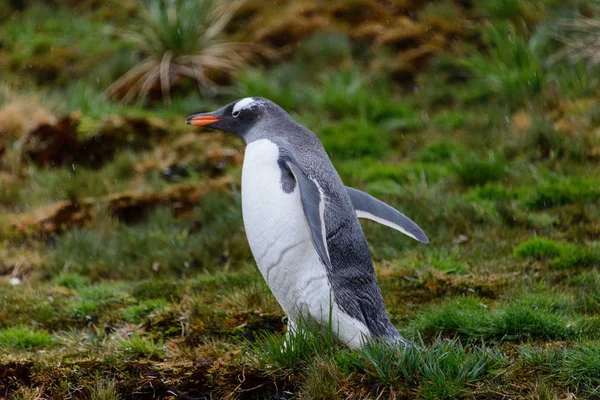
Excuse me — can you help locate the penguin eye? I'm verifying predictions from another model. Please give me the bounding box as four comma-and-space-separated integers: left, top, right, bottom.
232, 110, 240, 118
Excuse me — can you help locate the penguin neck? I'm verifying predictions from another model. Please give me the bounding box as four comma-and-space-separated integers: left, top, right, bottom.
243, 111, 302, 145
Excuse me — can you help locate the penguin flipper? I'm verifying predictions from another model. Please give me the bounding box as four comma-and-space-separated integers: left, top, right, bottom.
286, 161, 332, 268
346, 187, 429, 244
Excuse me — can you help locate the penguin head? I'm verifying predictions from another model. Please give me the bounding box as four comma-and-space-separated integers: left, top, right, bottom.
186, 97, 282, 141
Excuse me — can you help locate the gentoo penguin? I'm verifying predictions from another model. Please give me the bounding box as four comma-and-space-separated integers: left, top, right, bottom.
186, 97, 428, 349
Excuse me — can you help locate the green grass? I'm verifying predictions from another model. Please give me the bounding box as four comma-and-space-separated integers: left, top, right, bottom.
514, 237, 600, 269
557, 342, 600, 393
460, 22, 544, 108
410, 293, 591, 342
525, 178, 600, 209
0, 326, 55, 350
49, 201, 248, 280
418, 141, 467, 162
54, 273, 91, 289
69, 283, 127, 321
118, 334, 164, 359
122, 299, 169, 324
513, 237, 567, 259
451, 152, 505, 186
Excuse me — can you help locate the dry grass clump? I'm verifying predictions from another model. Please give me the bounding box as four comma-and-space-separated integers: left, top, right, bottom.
550, 6, 600, 67
0, 86, 55, 141
107, 0, 247, 105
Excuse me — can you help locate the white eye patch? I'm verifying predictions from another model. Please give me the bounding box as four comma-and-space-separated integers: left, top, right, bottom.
233, 97, 257, 114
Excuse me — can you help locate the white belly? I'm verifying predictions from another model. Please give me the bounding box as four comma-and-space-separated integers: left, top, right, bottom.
241, 139, 370, 348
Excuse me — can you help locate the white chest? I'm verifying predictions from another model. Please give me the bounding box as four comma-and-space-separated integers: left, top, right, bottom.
241, 140, 330, 318
240, 139, 371, 348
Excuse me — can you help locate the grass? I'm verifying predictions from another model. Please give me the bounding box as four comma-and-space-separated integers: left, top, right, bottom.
1, 0, 599, 398
514, 237, 600, 269
49, 201, 248, 279
410, 293, 592, 342
526, 178, 600, 209
0, 326, 55, 350
90, 375, 121, 400
451, 152, 505, 186
118, 334, 165, 359
459, 22, 544, 108
513, 237, 567, 259
122, 299, 169, 323
107, 0, 247, 104
250, 324, 506, 399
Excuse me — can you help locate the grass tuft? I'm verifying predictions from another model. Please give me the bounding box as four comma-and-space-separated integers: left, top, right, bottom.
123, 299, 169, 324
249, 314, 339, 371
460, 22, 543, 107
418, 141, 466, 163
89, 374, 121, 400
556, 341, 600, 393
108, 0, 247, 104
513, 237, 566, 259
452, 152, 505, 186
118, 334, 165, 359
54, 272, 91, 289
526, 178, 600, 209
0, 326, 55, 350
411, 293, 588, 342
336, 338, 505, 397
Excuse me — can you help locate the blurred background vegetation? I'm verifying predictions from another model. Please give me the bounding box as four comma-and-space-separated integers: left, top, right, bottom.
1, 0, 600, 398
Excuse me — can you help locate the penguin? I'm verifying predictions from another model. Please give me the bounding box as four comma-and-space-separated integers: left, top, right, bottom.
186, 97, 428, 349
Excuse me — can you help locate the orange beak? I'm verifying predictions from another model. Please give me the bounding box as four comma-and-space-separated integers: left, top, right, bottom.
187, 115, 220, 126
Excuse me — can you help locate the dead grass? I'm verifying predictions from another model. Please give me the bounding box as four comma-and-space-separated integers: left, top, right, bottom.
0, 86, 55, 141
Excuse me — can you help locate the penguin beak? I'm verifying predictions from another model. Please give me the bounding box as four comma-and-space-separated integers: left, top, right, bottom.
186, 114, 221, 127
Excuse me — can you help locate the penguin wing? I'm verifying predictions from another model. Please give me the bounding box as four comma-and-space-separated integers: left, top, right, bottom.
346, 187, 429, 243
286, 161, 332, 268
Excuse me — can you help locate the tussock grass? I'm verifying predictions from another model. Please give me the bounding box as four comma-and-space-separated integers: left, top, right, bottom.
556, 341, 600, 393
249, 315, 339, 371
108, 0, 247, 104
460, 22, 543, 108
250, 319, 505, 397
